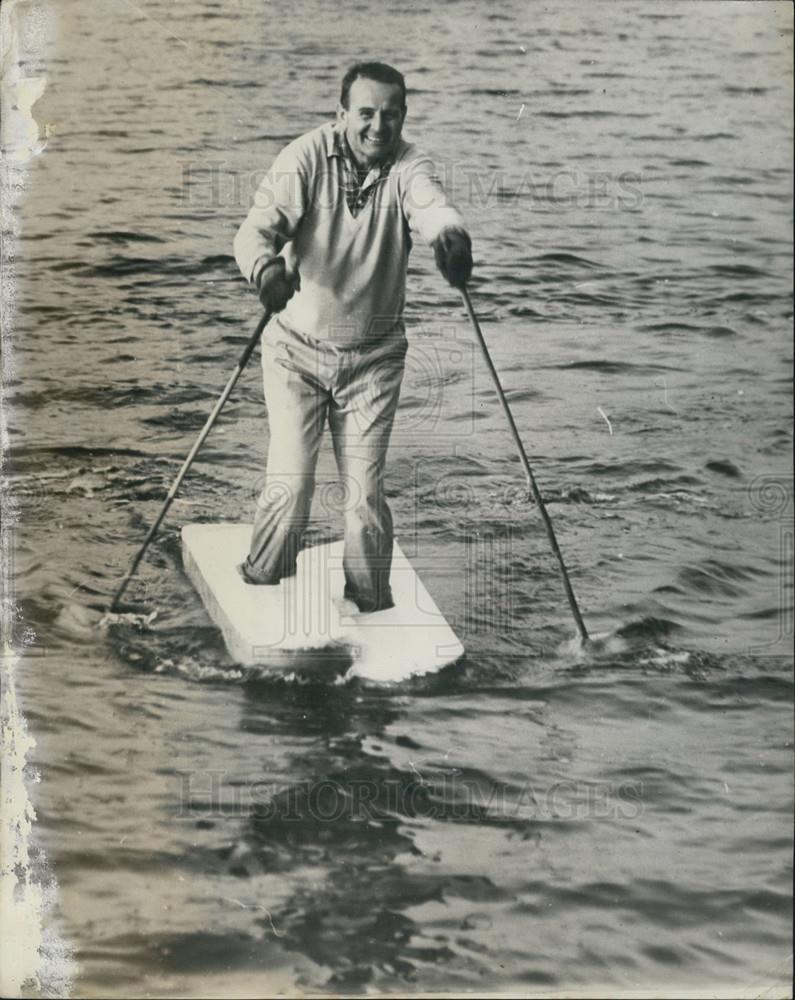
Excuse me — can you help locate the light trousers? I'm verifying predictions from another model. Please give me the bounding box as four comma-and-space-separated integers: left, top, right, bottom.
243, 318, 407, 612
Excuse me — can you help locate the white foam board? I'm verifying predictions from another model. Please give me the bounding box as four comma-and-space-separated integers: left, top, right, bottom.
181, 523, 464, 682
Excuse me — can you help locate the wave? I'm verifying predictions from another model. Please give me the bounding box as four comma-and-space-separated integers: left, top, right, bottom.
708, 263, 770, 278
677, 559, 769, 599
548, 359, 680, 375
534, 109, 651, 119
641, 322, 738, 338
49, 253, 237, 280
533, 251, 604, 268
704, 460, 742, 478
86, 230, 166, 244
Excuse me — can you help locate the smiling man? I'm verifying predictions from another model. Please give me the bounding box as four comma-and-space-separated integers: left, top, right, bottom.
233, 61, 472, 613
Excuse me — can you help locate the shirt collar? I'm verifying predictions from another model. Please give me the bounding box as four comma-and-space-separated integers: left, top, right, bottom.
328, 122, 395, 177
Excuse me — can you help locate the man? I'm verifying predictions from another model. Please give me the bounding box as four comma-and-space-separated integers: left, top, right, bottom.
233, 61, 472, 613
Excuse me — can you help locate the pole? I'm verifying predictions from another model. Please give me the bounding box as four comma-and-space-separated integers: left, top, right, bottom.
459, 287, 589, 643
109, 309, 272, 612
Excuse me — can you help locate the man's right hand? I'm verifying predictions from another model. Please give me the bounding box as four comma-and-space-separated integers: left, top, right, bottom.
255, 258, 300, 313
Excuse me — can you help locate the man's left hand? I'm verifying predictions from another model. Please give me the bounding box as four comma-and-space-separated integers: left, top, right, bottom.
433, 227, 473, 289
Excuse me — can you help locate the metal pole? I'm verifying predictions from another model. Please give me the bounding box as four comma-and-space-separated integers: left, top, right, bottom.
459, 287, 589, 642
109, 309, 272, 612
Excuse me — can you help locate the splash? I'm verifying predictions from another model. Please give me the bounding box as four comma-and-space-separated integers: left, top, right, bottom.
53, 601, 158, 638
558, 616, 688, 665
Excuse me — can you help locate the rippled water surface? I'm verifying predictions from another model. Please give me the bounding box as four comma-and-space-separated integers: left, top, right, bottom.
5, 1, 793, 996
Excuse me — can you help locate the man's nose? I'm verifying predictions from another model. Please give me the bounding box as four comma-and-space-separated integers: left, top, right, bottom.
372, 112, 386, 132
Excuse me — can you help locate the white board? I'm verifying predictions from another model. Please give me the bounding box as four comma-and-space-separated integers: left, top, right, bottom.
181, 523, 464, 682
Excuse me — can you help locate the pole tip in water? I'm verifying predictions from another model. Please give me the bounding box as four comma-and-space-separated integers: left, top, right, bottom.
561, 630, 629, 659
98, 608, 158, 630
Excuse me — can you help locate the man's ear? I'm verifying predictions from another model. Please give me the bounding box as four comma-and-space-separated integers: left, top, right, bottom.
336, 103, 347, 125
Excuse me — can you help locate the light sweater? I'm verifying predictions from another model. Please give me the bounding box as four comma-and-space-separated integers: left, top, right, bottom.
233, 122, 465, 345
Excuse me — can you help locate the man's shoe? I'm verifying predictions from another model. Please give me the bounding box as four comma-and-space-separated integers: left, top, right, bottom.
333, 596, 360, 622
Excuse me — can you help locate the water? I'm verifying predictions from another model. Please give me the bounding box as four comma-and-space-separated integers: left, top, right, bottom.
4, 0, 793, 995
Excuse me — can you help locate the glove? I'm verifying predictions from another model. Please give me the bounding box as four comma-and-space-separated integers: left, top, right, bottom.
254, 258, 300, 313
432, 227, 473, 289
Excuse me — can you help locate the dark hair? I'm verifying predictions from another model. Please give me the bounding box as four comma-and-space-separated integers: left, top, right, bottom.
340, 62, 407, 111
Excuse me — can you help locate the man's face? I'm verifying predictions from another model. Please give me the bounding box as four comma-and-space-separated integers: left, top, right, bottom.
338, 77, 406, 169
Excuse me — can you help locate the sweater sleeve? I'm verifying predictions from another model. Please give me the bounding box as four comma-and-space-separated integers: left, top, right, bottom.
400, 151, 466, 246
233, 139, 309, 284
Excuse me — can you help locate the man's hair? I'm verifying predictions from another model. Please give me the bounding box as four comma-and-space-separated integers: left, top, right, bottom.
340, 62, 407, 111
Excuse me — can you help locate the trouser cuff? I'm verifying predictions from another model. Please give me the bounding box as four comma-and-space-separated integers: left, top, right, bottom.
344, 584, 395, 614
238, 560, 283, 586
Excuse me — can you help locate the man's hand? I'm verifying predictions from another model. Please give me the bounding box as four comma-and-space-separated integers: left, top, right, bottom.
432, 227, 473, 289
255, 258, 300, 313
